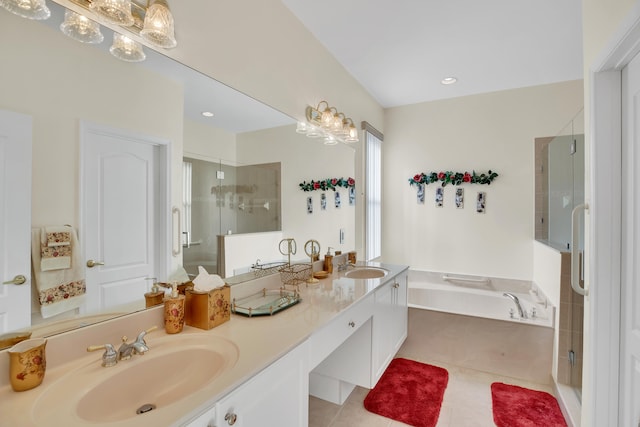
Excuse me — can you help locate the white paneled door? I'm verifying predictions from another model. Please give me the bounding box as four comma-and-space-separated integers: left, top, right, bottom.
81, 122, 167, 314
0, 110, 31, 332
621, 51, 640, 427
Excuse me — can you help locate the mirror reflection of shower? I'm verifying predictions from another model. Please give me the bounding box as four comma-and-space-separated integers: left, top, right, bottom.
181, 157, 281, 278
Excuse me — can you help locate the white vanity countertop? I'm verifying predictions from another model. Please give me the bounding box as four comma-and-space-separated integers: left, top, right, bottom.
0, 262, 408, 427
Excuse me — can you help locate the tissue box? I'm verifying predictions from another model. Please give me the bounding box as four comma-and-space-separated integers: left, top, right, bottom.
184, 285, 231, 330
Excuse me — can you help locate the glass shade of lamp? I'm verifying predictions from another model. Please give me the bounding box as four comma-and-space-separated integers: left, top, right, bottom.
140, 0, 177, 48
60, 9, 104, 44
344, 124, 358, 143
323, 134, 338, 145
320, 106, 335, 129
109, 33, 146, 62
305, 124, 323, 138
0, 0, 50, 20
89, 0, 134, 26
332, 113, 345, 133
296, 122, 309, 134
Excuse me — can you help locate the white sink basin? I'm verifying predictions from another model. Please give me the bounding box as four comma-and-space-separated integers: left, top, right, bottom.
33, 334, 239, 424
344, 267, 388, 279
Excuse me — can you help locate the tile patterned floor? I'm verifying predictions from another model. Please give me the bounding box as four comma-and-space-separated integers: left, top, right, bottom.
309, 341, 554, 427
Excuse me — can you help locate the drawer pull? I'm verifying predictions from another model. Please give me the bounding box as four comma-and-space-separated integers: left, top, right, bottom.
348, 321, 355, 328
393, 282, 400, 288
225, 412, 237, 425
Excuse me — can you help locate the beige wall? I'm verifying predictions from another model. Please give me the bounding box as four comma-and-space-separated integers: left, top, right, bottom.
1, 12, 184, 232
167, 0, 384, 133
237, 126, 356, 257
382, 80, 583, 280
183, 118, 236, 165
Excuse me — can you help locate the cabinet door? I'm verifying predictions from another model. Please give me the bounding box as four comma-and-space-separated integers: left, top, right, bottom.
372, 272, 409, 385
390, 272, 408, 354
185, 406, 216, 427
373, 280, 394, 383
216, 342, 308, 427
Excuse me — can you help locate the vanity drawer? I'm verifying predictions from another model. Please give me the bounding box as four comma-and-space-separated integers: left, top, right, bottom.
309, 294, 374, 369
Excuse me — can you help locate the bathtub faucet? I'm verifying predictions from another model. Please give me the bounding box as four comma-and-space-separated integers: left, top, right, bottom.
503, 293, 527, 319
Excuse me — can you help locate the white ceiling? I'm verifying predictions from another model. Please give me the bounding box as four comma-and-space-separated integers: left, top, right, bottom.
281, 0, 584, 108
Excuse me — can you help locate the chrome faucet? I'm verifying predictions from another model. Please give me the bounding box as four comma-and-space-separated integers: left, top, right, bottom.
117, 326, 158, 360
337, 259, 356, 272
503, 292, 527, 319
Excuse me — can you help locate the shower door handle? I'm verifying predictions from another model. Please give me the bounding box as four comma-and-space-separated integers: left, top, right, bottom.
571, 203, 588, 296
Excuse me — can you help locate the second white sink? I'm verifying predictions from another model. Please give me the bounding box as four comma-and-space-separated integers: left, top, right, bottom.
344, 267, 388, 279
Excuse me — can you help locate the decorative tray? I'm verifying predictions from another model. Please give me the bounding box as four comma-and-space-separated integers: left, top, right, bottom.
231, 288, 301, 317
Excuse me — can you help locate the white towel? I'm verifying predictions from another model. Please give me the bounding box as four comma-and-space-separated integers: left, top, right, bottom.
31, 227, 86, 319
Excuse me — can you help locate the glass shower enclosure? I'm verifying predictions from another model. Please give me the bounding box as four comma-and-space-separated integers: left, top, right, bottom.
535, 108, 585, 402
181, 157, 281, 278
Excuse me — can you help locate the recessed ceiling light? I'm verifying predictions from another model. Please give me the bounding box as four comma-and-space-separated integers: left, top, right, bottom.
441, 77, 457, 85
201, 111, 214, 117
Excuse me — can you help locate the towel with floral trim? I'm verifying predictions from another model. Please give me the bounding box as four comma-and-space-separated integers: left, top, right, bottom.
32, 226, 86, 318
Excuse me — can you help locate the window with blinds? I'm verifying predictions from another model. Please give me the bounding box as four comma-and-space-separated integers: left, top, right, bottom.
364, 123, 383, 261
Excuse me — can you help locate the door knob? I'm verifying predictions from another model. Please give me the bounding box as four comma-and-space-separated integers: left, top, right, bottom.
3, 275, 27, 285
86, 260, 105, 268
224, 412, 237, 425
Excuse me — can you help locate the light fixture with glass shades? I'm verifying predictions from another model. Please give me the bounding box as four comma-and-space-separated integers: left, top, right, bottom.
0, 0, 50, 20
89, 0, 134, 26
297, 101, 359, 146
66, 0, 177, 49
140, 0, 176, 48
109, 32, 146, 62
60, 9, 104, 44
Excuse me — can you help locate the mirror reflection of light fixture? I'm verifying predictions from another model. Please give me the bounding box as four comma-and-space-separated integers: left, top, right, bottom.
109, 32, 146, 62
140, 0, 176, 48
299, 101, 359, 146
60, 9, 104, 44
0, 0, 50, 20
89, 0, 134, 26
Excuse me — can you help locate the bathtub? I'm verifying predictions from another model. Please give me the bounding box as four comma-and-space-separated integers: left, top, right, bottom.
407, 269, 554, 328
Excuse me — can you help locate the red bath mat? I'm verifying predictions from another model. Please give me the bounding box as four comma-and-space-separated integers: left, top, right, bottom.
363, 358, 448, 427
491, 382, 568, 427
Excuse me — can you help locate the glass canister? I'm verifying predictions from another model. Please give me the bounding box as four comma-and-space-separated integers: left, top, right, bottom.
8, 338, 47, 392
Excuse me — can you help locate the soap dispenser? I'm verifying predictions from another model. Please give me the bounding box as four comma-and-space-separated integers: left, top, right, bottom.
144, 281, 165, 308
324, 247, 334, 274
164, 282, 185, 334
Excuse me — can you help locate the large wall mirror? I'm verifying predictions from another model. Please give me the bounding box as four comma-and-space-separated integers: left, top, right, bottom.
0, 1, 355, 347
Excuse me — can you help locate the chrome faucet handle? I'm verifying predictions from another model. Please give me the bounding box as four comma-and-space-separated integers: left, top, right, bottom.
135, 326, 158, 345
132, 325, 158, 356
138, 325, 158, 340
87, 343, 118, 367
